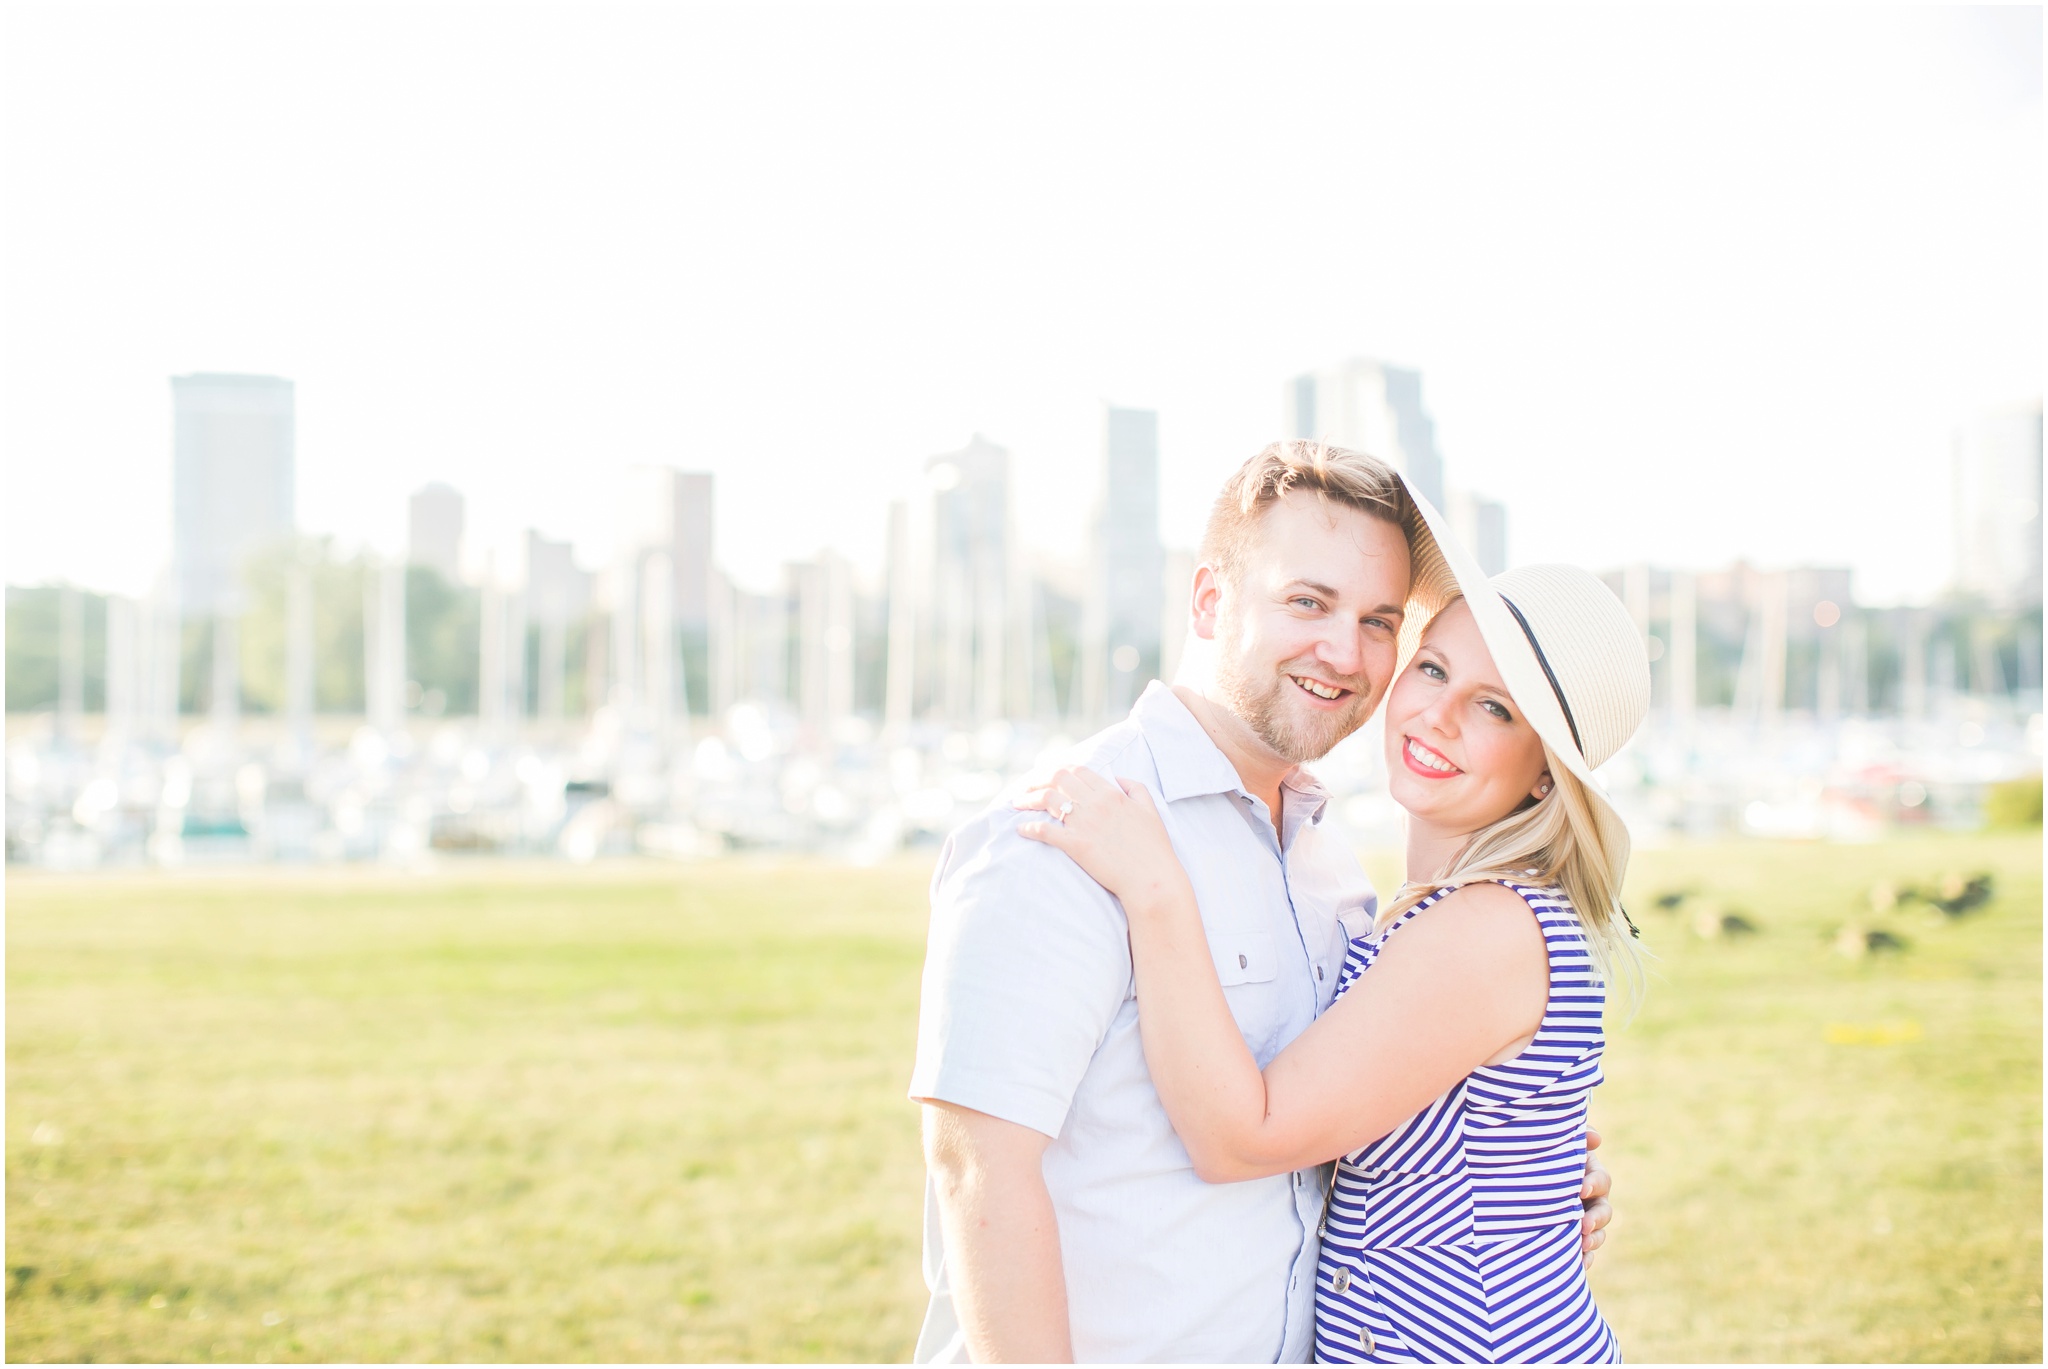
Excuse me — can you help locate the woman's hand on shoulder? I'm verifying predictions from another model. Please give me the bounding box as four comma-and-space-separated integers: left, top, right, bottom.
1014, 767, 1188, 911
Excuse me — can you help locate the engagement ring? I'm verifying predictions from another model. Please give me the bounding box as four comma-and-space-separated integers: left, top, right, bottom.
1056, 800, 1075, 820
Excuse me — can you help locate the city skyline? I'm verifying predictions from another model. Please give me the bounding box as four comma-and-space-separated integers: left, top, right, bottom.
13, 367, 2040, 616
13, 379, 2039, 733
3, 8, 2039, 607
8, 377, 2035, 870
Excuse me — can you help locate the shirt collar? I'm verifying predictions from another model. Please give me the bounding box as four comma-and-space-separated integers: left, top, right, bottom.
1130, 681, 1330, 824
1130, 681, 1245, 802
1280, 767, 1331, 831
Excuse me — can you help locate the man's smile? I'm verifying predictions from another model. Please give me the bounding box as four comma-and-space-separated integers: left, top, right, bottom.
1287, 673, 1353, 704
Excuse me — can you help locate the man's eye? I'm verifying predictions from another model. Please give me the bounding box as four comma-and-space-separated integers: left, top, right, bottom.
1361, 617, 1392, 632
1292, 597, 1321, 611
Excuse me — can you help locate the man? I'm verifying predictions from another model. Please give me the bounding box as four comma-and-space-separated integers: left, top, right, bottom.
909, 442, 1612, 1362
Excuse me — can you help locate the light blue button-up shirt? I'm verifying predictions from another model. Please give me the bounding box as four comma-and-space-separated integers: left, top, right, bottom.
910, 682, 1379, 1363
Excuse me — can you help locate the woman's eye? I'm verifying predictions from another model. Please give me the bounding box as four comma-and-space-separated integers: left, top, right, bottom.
1420, 661, 1446, 680
1483, 700, 1513, 722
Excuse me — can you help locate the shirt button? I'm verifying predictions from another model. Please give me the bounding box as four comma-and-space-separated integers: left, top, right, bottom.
1332, 1268, 1351, 1294
1316, 964, 1325, 981
1360, 1325, 1377, 1355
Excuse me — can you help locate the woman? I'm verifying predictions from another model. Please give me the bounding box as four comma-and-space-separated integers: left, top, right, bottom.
1017, 528, 1649, 1364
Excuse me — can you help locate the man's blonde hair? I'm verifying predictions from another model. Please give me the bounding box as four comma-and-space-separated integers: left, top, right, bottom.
1199, 440, 1456, 659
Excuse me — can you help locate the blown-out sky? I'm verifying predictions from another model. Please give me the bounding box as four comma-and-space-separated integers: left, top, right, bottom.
3, 4, 2040, 604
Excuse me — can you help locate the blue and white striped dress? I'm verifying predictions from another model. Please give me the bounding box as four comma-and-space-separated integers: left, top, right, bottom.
1314, 880, 1620, 1364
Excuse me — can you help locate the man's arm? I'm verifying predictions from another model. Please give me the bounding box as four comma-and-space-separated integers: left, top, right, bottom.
921, 1102, 1072, 1364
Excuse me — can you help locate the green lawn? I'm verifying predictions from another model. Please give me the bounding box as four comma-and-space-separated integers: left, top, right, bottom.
6, 834, 2041, 1362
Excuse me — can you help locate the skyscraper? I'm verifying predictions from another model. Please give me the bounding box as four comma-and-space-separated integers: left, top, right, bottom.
408, 483, 466, 582
621, 468, 714, 625
922, 435, 1015, 724
524, 529, 590, 625
172, 373, 295, 615
1085, 406, 1164, 720
1285, 359, 1446, 512
618, 467, 715, 717
525, 529, 589, 723
1449, 491, 1508, 576
793, 551, 856, 742
1953, 403, 2044, 608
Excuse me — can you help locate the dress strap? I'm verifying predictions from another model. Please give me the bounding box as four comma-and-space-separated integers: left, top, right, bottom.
1378, 878, 1573, 940
1370, 883, 1462, 943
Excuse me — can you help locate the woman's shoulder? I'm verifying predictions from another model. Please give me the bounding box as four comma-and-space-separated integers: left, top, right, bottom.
1428, 877, 1549, 920
1445, 875, 1578, 919
1386, 880, 1549, 969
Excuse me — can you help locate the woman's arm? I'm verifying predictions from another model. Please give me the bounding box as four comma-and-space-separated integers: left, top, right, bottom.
1020, 768, 1549, 1181
1132, 874, 1548, 1180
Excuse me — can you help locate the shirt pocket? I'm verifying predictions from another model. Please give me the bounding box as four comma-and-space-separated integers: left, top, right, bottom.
1210, 929, 1279, 987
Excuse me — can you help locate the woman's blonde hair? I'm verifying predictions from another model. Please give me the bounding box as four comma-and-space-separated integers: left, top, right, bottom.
1380, 739, 1643, 1005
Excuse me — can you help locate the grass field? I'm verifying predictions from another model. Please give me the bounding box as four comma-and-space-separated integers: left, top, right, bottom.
6, 834, 2041, 1363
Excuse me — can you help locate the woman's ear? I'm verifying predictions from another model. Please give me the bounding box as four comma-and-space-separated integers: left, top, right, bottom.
1531, 771, 1555, 802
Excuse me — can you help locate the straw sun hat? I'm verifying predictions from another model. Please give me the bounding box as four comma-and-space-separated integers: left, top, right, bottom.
1398, 479, 1652, 873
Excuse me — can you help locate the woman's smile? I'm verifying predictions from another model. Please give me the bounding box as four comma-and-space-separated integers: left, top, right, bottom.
1401, 735, 1463, 778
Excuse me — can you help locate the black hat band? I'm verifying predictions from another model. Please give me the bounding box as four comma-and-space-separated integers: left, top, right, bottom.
1500, 594, 1584, 758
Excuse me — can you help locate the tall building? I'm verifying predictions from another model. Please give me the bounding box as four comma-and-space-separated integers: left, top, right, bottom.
617, 467, 715, 718
1285, 359, 1446, 512
1953, 403, 2044, 608
622, 467, 714, 626
525, 530, 589, 723
1449, 492, 1508, 576
1085, 406, 1165, 720
792, 552, 856, 742
921, 436, 1017, 724
524, 530, 590, 625
479, 567, 525, 732
730, 584, 791, 707
172, 373, 295, 615
408, 483, 466, 582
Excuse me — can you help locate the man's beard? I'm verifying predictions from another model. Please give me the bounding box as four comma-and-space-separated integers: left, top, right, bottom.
1213, 636, 1374, 764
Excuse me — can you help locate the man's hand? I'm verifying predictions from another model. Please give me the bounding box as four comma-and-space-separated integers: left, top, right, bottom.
1581, 1127, 1613, 1266
921, 1102, 1074, 1362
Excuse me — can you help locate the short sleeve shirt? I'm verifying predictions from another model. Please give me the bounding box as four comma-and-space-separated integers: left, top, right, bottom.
908, 682, 1379, 1363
